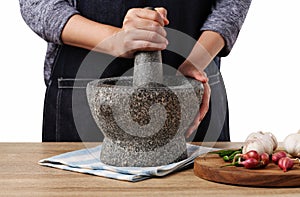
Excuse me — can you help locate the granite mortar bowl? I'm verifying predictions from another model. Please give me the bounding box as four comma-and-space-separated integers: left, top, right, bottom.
86, 76, 203, 167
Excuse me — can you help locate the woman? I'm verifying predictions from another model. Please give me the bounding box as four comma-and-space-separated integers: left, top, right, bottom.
19, 0, 252, 142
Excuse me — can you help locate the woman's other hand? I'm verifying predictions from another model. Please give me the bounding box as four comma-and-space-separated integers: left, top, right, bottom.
177, 31, 225, 139
177, 61, 211, 139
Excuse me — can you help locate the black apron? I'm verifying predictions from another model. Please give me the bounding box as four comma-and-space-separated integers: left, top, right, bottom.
42, 0, 230, 142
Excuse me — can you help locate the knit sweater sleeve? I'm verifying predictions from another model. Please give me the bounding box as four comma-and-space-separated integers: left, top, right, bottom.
19, 0, 79, 44
201, 0, 252, 56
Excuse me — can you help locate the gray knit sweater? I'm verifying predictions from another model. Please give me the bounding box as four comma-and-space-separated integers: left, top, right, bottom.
19, 0, 252, 85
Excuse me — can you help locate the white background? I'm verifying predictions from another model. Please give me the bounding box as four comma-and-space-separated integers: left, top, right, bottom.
1, 1, 299, 142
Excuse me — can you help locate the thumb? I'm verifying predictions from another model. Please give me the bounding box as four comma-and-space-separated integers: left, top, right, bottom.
155, 7, 169, 25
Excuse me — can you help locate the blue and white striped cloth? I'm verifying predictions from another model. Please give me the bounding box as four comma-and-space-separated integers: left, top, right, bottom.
39, 143, 218, 182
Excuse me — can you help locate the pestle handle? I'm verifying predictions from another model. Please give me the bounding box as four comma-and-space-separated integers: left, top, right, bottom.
133, 7, 163, 87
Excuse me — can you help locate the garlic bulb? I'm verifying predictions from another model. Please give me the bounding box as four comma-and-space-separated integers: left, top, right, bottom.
242, 131, 278, 155
283, 130, 300, 157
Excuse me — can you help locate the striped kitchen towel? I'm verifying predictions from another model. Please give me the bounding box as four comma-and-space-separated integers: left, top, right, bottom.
39, 143, 218, 182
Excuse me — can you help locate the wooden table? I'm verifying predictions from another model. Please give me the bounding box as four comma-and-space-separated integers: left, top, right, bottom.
1, 142, 300, 197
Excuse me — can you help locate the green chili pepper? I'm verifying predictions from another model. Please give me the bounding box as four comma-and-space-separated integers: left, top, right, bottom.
221, 161, 240, 168
223, 155, 230, 161
221, 150, 241, 162
209, 148, 242, 158
228, 150, 242, 161
209, 149, 237, 157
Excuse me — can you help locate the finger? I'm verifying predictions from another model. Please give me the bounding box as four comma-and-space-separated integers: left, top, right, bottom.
185, 126, 195, 139
138, 23, 167, 37
199, 82, 211, 121
155, 7, 169, 25
184, 79, 210, 139
191, 70, 208, 83
115, 28, 168, 57
185, 112, 201, 138
125, 18, 167, 37
125, 28, 168, 45
123, 32, 168, 52
177, 61, 208, 83
129, 40, 168, 51
130, 8, 165, 26
123, 14, 167, 38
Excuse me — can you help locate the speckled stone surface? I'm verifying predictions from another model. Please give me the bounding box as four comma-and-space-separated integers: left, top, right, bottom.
86, 50, 203, 167
87, 76, 203, 167
133, 51, 163, 87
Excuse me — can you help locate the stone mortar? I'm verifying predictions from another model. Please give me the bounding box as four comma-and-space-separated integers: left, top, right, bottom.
86, 47, 203, 167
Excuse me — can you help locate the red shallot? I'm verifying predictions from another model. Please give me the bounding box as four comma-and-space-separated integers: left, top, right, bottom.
272, 151, 287, 164
243, 150, 260, 160
260, 152, 270, 167
278, 157, 294, 172
231, 150, 269, 169
239, 158, 260, 169
233, 150, 260, 163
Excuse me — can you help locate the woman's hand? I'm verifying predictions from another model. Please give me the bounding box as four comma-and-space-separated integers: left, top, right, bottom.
110, 7, 169, 58
61, 7, 169, 58
176, 31, 225, 139
177, 61, 211, 139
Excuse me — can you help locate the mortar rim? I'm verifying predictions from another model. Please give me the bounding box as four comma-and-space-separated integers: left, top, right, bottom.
87, 76, 204, 90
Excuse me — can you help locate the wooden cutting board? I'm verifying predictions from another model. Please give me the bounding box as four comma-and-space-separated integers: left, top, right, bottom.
194, 152, 300, 187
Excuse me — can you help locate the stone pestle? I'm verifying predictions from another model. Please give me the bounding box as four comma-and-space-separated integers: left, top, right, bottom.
133, 7, 163, 87
133, 51, 163, 87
